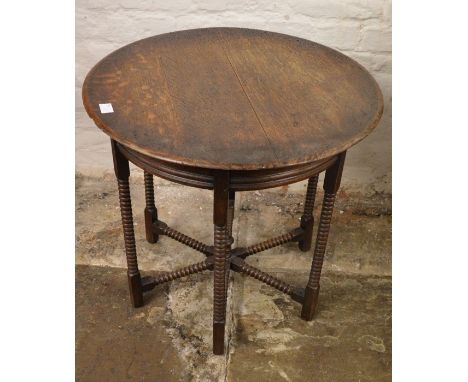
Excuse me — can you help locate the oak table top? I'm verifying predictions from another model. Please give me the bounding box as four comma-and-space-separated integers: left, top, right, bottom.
83, 27, 383, 170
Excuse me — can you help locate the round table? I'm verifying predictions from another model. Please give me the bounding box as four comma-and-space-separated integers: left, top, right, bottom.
82, 27, 383, 355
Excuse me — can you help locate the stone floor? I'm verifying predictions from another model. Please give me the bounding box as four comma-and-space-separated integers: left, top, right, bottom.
76, 174, 391, 381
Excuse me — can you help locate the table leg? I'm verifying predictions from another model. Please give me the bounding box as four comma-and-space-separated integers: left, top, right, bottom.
213, 172, 230, 355
225, 190, 235, 301
298, 175, 319, 252
111, 140, 144, 308
144, 171, 159, 243
301, 152, 346, 321
227, 190, 235, 243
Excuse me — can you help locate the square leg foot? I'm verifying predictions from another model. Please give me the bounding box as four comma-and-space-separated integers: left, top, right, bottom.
301, 286, 320, 321
128, 273, 144, 308
213, 322, 225, 355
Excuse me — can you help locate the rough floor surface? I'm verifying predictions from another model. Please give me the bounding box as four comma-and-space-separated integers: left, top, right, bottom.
76, 174, 391, 381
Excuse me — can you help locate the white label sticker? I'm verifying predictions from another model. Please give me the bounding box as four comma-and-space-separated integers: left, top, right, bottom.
99, 103, 114, 113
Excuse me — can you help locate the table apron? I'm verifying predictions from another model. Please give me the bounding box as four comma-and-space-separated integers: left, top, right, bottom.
118, 143, 338, 191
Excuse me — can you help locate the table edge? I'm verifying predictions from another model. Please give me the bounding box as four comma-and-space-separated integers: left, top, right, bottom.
82, 27, 384, 171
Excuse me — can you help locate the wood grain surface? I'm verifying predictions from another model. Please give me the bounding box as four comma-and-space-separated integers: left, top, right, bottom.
83, 27, 383, 170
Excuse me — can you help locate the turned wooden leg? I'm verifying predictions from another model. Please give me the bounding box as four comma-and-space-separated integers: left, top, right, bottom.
225, 190, 235, 297
111, 140, 144, 308
227, 190, 235, 243
298, 175, 319, 252
213, 172, 230, 355
144, 171, 159, 243
226, 190, 235, 265
301, 152, 346, 321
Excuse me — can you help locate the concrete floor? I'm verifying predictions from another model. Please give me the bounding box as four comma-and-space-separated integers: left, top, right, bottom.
76, 173, 391, 381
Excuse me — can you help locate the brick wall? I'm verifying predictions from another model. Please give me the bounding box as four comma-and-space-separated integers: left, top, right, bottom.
76, 0, 391, 194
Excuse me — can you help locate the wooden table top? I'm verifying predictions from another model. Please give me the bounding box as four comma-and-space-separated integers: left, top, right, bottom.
83, 28, 383, 170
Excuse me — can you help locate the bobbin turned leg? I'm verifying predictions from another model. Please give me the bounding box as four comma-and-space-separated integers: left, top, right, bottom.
301, 152, 346, 321
298, 175, 319, 252
144, 171, 159, 243
227, 190, 235, 243
111, 140, 144, 308
225, 190, 235, 295
213, 172, 230, 355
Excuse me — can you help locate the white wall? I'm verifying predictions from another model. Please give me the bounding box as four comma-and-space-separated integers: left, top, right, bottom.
76, 0, 391, 193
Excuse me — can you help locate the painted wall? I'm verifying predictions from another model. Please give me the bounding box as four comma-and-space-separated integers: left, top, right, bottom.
76, 0, 391, 194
